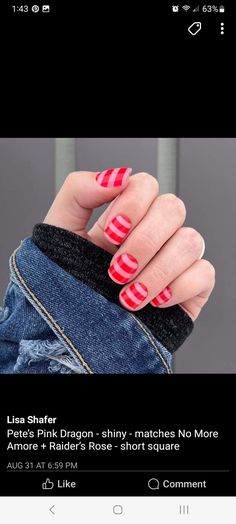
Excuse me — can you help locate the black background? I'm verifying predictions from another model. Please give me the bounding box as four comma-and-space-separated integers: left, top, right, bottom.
0, 374, 234, 496
1, 0, 234, 40
0, 0, 233, 139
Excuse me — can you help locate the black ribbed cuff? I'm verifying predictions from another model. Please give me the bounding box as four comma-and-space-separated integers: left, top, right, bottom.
32, 223, 194, 353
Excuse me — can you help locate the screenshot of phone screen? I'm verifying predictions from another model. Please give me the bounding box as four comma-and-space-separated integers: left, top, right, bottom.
0, 2, 235, 522
0, 136, 235, 522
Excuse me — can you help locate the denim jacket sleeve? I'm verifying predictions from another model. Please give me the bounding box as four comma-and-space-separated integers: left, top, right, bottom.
0, 224, 193, 374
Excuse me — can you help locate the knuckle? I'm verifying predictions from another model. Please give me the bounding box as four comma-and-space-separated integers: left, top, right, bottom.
65, 171, 79, 186
159, 194, 186, 221
135, 172, 159, 194
67, 171, 77, 180
150, 262, 169, 285
137, 229, 158, 252
201, 260, 216, 282
179, 227, 203, 255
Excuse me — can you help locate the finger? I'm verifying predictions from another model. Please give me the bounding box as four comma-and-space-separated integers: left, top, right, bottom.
108, 194, 186, 284
118, 227, 204, 311
88, 173, 159, 253
43, 167, 132, 235
150, 259, 215, 321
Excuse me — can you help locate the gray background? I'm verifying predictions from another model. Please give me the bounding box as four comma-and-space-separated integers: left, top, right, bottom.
0, 138, 235, 373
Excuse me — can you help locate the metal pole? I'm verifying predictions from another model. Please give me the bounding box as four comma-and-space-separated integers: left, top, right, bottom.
157, 138, 179, 372
157, 138, 179, 195
54, 138, 76, 193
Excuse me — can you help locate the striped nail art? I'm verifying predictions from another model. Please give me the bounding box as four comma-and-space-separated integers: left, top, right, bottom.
104, 215, 132, 245
151, 286, 172, 307
108, 253, 138, 284
96, 167, 132, 187
120, 282, 148, 310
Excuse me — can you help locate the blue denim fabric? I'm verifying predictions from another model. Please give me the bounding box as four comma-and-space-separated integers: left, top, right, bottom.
0, 238, 173, 374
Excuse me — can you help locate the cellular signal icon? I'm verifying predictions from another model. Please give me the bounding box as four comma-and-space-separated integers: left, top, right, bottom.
182, 5, 191, 11
193, 5, 200, 12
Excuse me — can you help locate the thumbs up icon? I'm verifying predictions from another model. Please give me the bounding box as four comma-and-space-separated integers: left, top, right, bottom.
42, 478, 54, 490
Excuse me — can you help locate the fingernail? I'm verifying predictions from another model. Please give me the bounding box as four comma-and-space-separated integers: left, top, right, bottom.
96, 167, 132, 187
104, 215, 132, 245
151, 286, 172, 307
199, 237, 205, 259
108, 253, 138, 284
120, 282, 148, 309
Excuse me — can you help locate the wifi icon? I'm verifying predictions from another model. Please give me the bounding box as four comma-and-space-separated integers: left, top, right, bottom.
182, 5, 191, 10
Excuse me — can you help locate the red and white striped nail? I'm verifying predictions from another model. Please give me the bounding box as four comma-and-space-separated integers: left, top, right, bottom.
104, 215, 132, 245
96, 167, 132, 187
108, 253, 138, 284
120, 282, 148, 310
151, 286, 172, 307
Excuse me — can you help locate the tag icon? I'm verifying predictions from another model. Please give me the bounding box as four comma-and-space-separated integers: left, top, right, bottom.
188, 22, 202, 35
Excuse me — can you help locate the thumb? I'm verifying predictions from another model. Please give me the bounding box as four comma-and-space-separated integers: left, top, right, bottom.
43, 168, 132, 235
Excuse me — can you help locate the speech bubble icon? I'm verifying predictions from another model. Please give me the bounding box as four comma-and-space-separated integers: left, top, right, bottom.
148, 478, 160, 490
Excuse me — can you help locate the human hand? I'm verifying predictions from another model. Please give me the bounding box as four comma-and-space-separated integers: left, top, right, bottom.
44, 168, 215, 320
